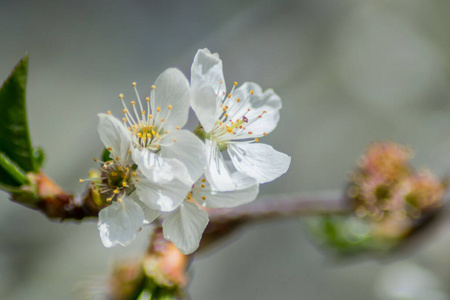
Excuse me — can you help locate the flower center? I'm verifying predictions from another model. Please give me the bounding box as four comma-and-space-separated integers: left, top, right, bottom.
98, 161, 137, 202
131, 124, 161, 149
118, 82, 174, 152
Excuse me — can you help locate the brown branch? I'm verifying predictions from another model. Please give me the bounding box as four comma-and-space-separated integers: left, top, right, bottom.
208, 191, 349, 224
199, 191, 350, 252
10, 173, 348, 225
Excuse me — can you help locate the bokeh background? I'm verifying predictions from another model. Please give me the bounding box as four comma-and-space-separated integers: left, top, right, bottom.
2, 0, 450, 299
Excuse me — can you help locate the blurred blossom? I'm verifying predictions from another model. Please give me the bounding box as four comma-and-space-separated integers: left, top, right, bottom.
350, 142, 444, 226
307, 142, 446, 255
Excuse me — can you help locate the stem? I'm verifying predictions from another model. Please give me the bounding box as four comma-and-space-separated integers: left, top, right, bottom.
10, 173, 349, 224
199, 191, 350, 252
208, 191, 349, 224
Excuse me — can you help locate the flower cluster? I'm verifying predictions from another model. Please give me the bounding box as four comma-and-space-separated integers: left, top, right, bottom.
82, 49, 291, 254
348, 142, 444, 238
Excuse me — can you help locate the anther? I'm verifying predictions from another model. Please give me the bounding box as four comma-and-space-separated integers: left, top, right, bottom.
201, 179, 206, 183
173, 138, 177, 142
161, 118, 165, 122
227, 94, 231, 98
263, 132, 267, 136
220, 81, 223, 84
106, 111, 111, 115
165, 130, 169, 134
115, 156, 120, 161
250, 90, 254, 95
202, 196, 206, 200
122, 118, 126, 122
123, 109, 128, 113
146, 97, 150, 102
128, 150, 132, 154
157, 107, 161, 112
248, 131, 253, 135
234, 82, 238, 86
107, 147, 112, 151
132, 172, 137, 177
149, 114, 153, 119
131, 101, 136, 105
79, 179, 84, 183
201, 184, 205, 188
237, 98, 241, 102
151, 85, 156, 89
117, 198, 123, 203
168, 105, 172, 110
142, 110, 146, 114
176, 126, 181, 130
93, 158, 98, 162
255, 138, 259, 142
119, 94, 123, 99
113, 189, 119, 194
132, 82, 136, 87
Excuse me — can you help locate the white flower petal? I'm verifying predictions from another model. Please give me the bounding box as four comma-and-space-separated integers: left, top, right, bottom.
97, 197, 144, 247
160, 130, 206, 185
193, 173, 259, 208
129, 194, 161, 224
132, 148, 179, 184
97, 113, 131, 162
228, 143, 291, 184
191, 48, 226, 95
153, 68, 190, 129
190, 84, 218, 132
134, 176, 191, 212
204, 139, 236, 191
162, 201, 209, 255
228, 82, 282, 138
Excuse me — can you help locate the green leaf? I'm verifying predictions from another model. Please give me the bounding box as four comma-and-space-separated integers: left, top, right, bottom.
0, 55, 37, 173
0, 152, 28, 186
33, 146, 45, 169
102, 148, 111, 162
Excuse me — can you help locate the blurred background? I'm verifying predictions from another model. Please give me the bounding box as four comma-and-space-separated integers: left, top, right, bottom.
2, 0, 450, 299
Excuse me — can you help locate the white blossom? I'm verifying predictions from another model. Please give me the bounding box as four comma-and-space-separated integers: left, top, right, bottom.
120, 69, 206, 187
93, 113, 192, 247
190, 48, 291, 191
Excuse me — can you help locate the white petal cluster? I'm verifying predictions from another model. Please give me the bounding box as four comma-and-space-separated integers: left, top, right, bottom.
92, 48, 291, 254
190, 48, 291, 191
